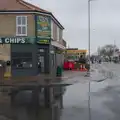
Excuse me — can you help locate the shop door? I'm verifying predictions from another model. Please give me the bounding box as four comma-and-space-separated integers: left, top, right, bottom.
38, 48, 49, 73
0, 61, 5, 82
39, 56, 45, 73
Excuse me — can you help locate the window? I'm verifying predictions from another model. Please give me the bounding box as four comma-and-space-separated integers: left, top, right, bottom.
57, 26, 59, 41
16, 16, 27, 36
59, 29, 63, 41
12, 52, 32, 69
51, 20, 54, 39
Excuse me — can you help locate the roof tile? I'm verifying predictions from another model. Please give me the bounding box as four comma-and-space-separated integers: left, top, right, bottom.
0, 0, 50, 13
0, 0, 31, 10
0, 0, 64, 29
20, 0, 50, 13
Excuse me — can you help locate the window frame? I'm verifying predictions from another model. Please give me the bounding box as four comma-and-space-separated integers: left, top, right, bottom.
51, 20, 54, 39
11, 52, 33, 69
57, 26, 60, 41
16, 16, 28, 36
59, 29, 63, 41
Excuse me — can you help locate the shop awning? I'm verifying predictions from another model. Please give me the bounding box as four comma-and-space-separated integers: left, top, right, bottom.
51, 41, 66, 50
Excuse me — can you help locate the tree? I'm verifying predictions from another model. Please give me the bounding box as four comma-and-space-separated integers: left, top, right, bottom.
99, 44, 119, 57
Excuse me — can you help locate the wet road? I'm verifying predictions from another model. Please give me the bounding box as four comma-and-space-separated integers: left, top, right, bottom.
61, 63, 120, 120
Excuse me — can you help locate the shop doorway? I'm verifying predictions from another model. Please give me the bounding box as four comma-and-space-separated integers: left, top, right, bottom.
0, 60, 5, 82
37, 48, 49, 73
38, 56, 45, 73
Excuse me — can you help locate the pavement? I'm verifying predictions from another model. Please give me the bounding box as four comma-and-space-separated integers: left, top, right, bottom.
61, 64, 108, 84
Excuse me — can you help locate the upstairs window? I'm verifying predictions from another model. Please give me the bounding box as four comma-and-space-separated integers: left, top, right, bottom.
16, 16, 27, 36
51, 20, 54, 39
59, 29, 63, 41
57, 26, 59, 41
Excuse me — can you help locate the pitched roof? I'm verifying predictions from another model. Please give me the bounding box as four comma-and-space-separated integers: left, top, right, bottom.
0, 0, 50, 12
19, 0, 50, 13
0, 0, 30, 10
0, 0, 64, 29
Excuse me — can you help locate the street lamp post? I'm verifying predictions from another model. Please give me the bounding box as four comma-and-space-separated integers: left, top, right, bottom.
88, 1, 92, 120
85, 0, 91, 77
88, 0, 91, 74
87, 1, 97, 120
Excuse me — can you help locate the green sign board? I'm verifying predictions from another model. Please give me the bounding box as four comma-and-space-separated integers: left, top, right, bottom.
37, 15, 51, 39
37, 38, 50, 44
0, 37, 35, 44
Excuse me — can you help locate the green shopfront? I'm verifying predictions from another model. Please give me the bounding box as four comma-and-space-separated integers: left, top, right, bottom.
36, 15, 52, 74
10, 37, 37, 77
11, 14, 52, 77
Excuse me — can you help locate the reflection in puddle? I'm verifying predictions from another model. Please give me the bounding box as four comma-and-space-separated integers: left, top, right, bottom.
0, 90, 63, 120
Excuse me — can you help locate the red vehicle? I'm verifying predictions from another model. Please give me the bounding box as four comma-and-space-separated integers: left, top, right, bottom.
63, 49, 87, 70
63, 60, 74, 70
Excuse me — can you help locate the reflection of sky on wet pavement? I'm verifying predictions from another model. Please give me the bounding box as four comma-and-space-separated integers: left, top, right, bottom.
61, 77, 120, 120
63, 83, 89, 106
61, 82, 89, 120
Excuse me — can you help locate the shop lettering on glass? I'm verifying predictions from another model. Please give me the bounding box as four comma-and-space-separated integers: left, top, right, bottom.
0, 37, 35, 44
0, 37, 26, 44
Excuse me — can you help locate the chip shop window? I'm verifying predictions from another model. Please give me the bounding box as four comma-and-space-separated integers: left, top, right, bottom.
11, 52, 32, 69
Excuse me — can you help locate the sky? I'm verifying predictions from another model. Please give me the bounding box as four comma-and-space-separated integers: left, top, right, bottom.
26, 0, 120, 53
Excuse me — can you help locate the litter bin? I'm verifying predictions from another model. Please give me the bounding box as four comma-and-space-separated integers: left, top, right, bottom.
56, 66, 63, 77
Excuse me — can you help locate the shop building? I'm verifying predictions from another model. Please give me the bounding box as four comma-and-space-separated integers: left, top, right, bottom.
0, 0, 66, 77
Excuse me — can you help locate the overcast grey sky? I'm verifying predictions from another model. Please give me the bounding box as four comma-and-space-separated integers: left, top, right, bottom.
26, 0, 120, 53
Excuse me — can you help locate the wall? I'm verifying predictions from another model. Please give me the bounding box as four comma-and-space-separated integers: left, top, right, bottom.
0, 13, 35, 62
51, 20, 65, 70
0, 13, 36, 76
56, 53, 64, 67
0, 14, 35, 37
0, 44, 10, 61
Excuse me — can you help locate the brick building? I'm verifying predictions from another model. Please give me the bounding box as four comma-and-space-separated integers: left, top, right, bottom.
0, 0, 66, 77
